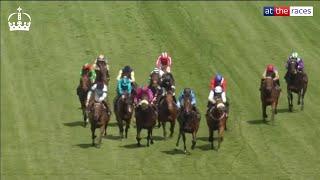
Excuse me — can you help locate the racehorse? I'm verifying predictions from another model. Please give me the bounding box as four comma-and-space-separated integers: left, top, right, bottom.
114, 91, 134, 139
76, 72, 91, 127
260, 77, 280, 124
96, 63, 110, 86
176, 96, 200, 153
206, 99, 227, 150
87, 101, 111, 147
148, 72, 161, 98
286, 60, 308, 111
158, 89, 178, 139
135, 93, 157, 147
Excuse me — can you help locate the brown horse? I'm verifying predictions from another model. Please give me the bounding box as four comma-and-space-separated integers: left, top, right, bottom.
260, 77, 280, 124
87, 102, 111, 147
176, 97, 200, 153
114, 92, 134, 139
135, 94, 157, 147
76, 73, 91, 127
95, 63, 110, 86
206, 99, 227, 150
286, 60, 308, 111
158, 90, 178, 139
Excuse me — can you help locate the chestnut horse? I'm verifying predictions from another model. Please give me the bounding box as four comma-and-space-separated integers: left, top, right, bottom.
87, 102, 111, 147
286, 60, 308, 111
176, 96, 200, 153
158, 90, 178, 139
76, 73, 91, 127
95, 63, 110, 86
114, 92, 134, 139
135, 94, 157, 147
206, 99, 227, 150
260, 77, 280, 124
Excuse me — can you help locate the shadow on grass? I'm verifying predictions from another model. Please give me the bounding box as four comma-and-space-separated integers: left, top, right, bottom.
121, 143, 146, 149
75, 143, 93, 149
246, 119, 268, 125
197, 144, 214, 151
104, 134, 121, 141
64, 121, 84, 127
161, 149, 186, 155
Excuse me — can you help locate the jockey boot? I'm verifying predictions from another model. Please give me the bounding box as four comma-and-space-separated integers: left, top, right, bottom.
102, 101, 111, 116
259, 79, 264, 91
173, 96, 177, 103
225, 101, 230, 117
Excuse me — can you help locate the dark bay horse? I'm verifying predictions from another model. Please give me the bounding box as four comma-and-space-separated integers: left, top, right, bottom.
158, 90, 178, 139
114, 92, 134, 139
76, 73, 91, 127
176, 97, 200, 153
286, 60, 308, 111
206, 99, 227, 150
135, 94, 157, 147
88, 102, 111, 147
260, 77, 280, 124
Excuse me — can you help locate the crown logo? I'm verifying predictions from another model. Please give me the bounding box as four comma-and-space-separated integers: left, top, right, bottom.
8, 7, 31, 31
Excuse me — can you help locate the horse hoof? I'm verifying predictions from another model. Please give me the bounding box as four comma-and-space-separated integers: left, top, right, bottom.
151, 140, 154, 144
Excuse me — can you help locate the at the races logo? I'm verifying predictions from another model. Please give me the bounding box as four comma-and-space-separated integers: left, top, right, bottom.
8, 6, 31, 31
263, 6, 313, 16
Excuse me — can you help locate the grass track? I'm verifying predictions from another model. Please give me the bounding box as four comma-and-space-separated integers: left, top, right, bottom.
1, 1, 320, 179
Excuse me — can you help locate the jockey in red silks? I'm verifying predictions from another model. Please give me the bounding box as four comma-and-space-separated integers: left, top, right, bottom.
156, 52, 172, 73
210, 73, 227, 92
134, 86, 155, 106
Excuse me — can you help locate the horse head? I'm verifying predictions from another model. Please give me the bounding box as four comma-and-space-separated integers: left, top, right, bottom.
150, 72, 160, 87
81, 73, 91, 92
263, 77, 274, 93
183, 96, 193, 115
120, 92, 133, 114
139, 93, 150, 110
288, 60, 298, 75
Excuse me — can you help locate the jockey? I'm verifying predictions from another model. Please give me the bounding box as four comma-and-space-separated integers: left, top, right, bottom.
117, 65, 135, 83
207, 86, 228, 115
156, 52, 172, 73
261, 64, 280, 90
86, 81, 111, 115
148, 68, 162, 95
177, 88, 200, 119
93, 54, 110, 71
80, 63, 96, 83
286, 51, 304, 72
117, 76, 132, 96
134, 86, 155, 106
160, 73, 176, 102
210, 73, 227, 92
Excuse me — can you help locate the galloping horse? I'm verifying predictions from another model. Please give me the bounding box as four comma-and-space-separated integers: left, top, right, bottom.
176, 96, 200, 153
158, 89, 178, 139
135, 94, 157, 147
76, 72, 91, 127
260, 77, 280, 123
286, 60, 308, 111
114, 91, 134, 139
87, 101, 111, 147
206, 99, 227, 150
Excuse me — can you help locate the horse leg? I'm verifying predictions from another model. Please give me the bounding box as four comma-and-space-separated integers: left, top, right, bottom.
82, 108, 88, 127
175, 130, 181, 149
125, 121, 130, 139
136, 127, 142, 147
218, 127, 225, 150
118, 120, 124, 139
162, 122, 167, 139
97, 125, 105, 148
182, 132, 187, 154
147, 129, 151, 147
288, 90, 293, 112
262, 103, 267, 121
209, 128, 214, 150
169, 121, 175, 138
91, 124, 96, 146
191, 132, 196, 150
150, 128, 154, 145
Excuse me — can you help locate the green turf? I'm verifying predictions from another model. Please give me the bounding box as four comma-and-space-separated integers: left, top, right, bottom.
1, 1, 320, 179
